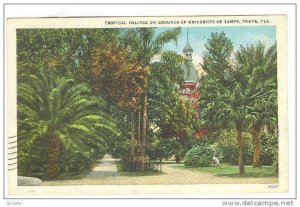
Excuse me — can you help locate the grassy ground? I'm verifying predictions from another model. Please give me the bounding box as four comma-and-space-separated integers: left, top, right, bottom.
174, 164, 277, 178
44, 158, 279, 185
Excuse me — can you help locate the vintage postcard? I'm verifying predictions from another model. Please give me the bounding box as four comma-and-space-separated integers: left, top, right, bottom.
6, 15, 288, 196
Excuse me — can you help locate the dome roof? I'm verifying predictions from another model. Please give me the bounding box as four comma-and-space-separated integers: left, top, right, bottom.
183, 42, 193, 53
181, 60, 199, 83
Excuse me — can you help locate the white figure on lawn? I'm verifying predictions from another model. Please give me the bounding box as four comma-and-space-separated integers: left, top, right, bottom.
212, 147, 220, 166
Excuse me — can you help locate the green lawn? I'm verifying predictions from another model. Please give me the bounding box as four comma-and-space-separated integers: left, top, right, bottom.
174, 164, 278, 178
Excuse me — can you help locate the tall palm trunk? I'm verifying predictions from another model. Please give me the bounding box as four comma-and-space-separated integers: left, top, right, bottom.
130, 109, 135, 170
236, 121, 245, 176
141, 79, 148, 171
252, 124, 262, 167
48, 133, 60, 178
136, 107, 141, 169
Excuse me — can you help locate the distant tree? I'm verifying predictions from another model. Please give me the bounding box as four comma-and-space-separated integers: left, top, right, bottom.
202, 32, 234, 81
91, 43, 149, 170
148, 51, 197, 137
17, 29, 69, 76
158, 93, 197, 139
148, 52, 185, 111
17, 28, 120, 82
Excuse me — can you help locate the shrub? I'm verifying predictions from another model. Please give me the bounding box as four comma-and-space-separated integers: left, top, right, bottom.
184, 146, 215, 167
146, 137, 197, 163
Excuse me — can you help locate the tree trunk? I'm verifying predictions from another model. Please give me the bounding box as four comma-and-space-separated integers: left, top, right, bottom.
136, 107, 141, 169
236, 121, 245, 176
47, 133, 60, 178
175, 154, 181, 164
141, 80, 148, 171
252, 124, 262, 167
130, 109, 135, 170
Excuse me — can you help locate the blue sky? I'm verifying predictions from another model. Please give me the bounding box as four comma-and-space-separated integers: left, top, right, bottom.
156, 26, 276, 66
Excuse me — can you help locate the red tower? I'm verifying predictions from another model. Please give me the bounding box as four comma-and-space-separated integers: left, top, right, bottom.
180, 31, 208, 138
180, 32, 200, 116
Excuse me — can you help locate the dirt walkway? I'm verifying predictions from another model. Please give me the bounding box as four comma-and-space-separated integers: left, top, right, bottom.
83, 155, 119, 179
44, 156, 278, 185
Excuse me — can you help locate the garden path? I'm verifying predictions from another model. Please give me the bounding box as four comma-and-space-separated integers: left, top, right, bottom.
83, 154, 119, 179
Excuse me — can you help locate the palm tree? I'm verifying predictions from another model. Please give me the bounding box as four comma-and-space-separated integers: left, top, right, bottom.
18, 70, 117, 178
236, 42, 277, 167
201, 74, 256, 175
122, 28, 181, 170
201, 32, 249, 175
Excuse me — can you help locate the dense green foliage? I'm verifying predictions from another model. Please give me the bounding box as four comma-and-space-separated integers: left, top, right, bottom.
17, 28, 119, 81
260, 133, 278, 166
158, 94, 198, 139
184, 146, 215, 167
147, 136, 197, 163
